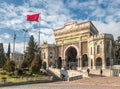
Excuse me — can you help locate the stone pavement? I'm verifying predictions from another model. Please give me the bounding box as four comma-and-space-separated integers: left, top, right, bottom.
1, 77, 120, 89
72, 76, 120, 86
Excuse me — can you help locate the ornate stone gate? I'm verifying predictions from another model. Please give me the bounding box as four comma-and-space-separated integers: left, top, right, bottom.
41, 21, 115, 70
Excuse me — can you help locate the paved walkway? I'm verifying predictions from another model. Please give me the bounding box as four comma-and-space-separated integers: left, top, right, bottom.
72, 76, 120, 86
1, 77, 120, 89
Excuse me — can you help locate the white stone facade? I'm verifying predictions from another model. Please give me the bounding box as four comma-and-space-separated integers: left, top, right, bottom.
41, 21, 115, 70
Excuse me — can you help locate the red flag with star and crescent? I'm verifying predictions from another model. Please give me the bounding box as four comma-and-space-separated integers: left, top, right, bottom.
27, 14, 39, 22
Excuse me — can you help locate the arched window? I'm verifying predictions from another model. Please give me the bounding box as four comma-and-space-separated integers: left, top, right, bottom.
49, 52, 53, 59
44, 52, 46, 59
82, 54, 88, 67
97, 45, 100, 54
96, 57, 102, 69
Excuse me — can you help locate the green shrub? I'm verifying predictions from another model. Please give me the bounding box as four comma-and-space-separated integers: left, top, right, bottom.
3, 59, 15, 72
0, 71, 7, 75
29, 54, 42, 74
1, 77, 7, 83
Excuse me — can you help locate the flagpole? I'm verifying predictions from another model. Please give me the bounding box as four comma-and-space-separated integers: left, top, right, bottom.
26, 13, 40, 46
38, 13, 41, 47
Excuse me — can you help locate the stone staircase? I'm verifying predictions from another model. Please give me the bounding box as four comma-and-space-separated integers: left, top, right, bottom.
46, 68, 112, 81
46, 68, 62, 81
47, 68, 88, 81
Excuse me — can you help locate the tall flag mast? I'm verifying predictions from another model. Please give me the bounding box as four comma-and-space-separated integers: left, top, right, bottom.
26, 13, 40, 45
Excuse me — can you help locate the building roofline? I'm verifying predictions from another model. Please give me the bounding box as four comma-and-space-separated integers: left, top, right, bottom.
53, 21, 99, 34
54, 21, 91, 31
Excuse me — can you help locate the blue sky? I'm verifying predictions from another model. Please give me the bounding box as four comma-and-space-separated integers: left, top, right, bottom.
0, 0, 120, 53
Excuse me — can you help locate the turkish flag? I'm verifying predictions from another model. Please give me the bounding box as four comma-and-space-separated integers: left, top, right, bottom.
27, 14, 39, 22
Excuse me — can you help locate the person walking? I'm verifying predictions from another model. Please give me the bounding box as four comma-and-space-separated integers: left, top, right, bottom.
87, 68, 90, 76
100, 69, 103, 77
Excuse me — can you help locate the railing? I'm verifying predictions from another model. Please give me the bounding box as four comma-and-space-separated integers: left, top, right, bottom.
68, 75, 83, 81
112, 65, 120, 77
112, 69, 120, 76
96, 66, 102, 69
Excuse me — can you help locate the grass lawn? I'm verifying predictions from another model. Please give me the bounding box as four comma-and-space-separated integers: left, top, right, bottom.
0, 74, 52, 86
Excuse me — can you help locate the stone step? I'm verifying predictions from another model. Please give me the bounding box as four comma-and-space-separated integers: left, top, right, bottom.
48, 68, 88, 81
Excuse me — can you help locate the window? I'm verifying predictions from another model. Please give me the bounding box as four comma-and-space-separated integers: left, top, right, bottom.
106, 41, 110, 53
49, 52, 53, 59
97, 45, 100, 54
43, 52, 46, 59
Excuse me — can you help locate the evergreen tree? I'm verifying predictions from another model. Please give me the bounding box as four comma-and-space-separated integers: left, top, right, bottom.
6, 43, 11, 59
25, 35, 38, 67
21, 60, 28, 69
115, 36, 120, 64
0, 43, 6, 68
29, 54, 42, 73
3, 59, 15, 72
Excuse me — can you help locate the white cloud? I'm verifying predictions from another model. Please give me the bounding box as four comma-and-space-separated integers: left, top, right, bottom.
0, 33, 11, 39
91, 8, 106, 18
93, 21, 120, 40
3, 42, 24, 54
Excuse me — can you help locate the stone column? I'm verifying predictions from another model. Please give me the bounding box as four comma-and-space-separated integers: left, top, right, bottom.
88, 57, 91, 69
77, 57, 80, 70
61, 44, 64, 69
93, 58, 96, 69
62, 59, 64, 69
80, 57, 82, 69
79, 38, 82, 70
102, 57, 106, 69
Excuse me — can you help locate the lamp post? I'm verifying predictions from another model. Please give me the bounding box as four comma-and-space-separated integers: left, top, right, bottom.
13, 32, 16, 60
23, 29, 28, 59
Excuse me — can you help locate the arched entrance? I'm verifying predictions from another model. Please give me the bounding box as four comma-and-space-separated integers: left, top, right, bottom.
96, 57, 102, 69
82, 54, 88, 69
65, 46, 77, 70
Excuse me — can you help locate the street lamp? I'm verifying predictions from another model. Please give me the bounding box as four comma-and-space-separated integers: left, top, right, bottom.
13, 32, 16, 60
23, 29, 28, 59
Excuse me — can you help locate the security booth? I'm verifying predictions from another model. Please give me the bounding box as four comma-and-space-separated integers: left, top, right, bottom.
112, 65, 120, 76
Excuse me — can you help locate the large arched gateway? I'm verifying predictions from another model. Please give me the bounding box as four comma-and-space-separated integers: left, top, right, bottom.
41, 21, 115, 70
65, 46, 78, 69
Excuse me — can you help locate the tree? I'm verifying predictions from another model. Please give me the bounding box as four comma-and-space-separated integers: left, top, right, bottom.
25, 35, 38, 67
20, 60, 28, 69
6, 43, 11, 59
3, 59, 15, 72
0, 43, 6, 68
115, 36, 120, 64
115, 45, 120, 64
29, 54, 42, 73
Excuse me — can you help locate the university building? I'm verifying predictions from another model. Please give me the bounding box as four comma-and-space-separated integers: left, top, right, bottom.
41, 21, 115, 70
